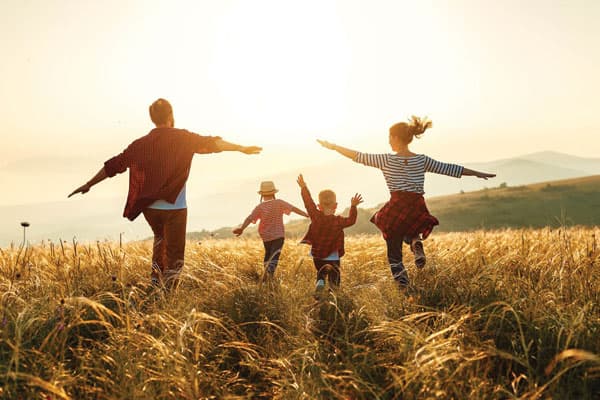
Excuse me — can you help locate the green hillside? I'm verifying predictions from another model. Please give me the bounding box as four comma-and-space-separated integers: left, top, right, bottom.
188, 175, 600, 240
428, 175, 600, 231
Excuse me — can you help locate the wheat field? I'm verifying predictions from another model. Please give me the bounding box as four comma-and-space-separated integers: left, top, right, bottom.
0, 228, 599, 399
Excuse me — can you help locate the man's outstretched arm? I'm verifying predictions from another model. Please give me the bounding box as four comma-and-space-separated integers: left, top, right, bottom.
215, 139, 262, 154
68, 167, 108, 197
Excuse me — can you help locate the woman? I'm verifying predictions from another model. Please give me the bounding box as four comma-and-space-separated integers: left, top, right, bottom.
317, 116, 495, 288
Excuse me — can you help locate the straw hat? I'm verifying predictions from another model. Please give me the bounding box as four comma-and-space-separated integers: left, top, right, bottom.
258, 181, 278, 195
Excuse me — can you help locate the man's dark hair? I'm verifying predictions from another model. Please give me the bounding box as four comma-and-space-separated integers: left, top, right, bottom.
149, 98, 173, 125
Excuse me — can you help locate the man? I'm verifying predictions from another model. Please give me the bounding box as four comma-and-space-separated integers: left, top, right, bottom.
69, 98, 261, 287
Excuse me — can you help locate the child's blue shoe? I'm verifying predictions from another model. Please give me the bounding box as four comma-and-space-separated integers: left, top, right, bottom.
315, 279, 326, 292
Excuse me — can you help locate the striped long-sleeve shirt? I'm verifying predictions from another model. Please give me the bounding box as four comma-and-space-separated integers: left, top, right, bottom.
353, 153, 464, 194
248, 199, 294, 242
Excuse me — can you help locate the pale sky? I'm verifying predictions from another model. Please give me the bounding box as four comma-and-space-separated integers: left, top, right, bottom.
1, 0, 599, 191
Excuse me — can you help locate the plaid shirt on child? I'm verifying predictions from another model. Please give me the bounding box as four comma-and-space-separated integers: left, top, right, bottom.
300, 186, 357, 259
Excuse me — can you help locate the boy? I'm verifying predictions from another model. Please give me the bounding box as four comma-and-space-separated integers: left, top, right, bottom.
296, 174, 363, 292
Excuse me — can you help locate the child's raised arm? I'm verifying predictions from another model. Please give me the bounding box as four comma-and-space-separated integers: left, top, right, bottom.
350, 193, 364, 207
340, 193, 363, 228
317, 140, 358, 160
297, 174, 318, 218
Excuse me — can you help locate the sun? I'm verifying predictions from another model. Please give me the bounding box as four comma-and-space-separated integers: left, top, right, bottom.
206, 1, 351, 144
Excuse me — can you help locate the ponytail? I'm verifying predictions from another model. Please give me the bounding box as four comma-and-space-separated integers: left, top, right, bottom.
408, 116, 432, 139
389, 115, 433, 144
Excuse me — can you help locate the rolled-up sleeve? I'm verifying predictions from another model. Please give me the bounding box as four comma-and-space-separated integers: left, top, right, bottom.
104, 150, 130, 177
424, 156, 463, 178
185, 131, 222, 154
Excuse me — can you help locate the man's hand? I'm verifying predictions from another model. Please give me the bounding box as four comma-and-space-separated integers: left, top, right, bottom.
241, 146, 262, 155
350, 193, 363, 207
233, 227, 244, 236
317, 139, 336, 150
68, 183, 91, 198
476, 172, 496, 180
297, 174, 307, 188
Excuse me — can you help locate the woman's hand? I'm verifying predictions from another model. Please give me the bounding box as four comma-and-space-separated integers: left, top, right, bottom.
317, 139, 337, 150
476, 172, 496, 180
317, 140, 358, 160
462, 168, 496, 180
233, 227, 244, 236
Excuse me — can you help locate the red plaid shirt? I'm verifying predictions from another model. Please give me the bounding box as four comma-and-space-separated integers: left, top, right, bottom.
300, 186, 357, 259
371, 191, 439, 240
104, 127, 221, 221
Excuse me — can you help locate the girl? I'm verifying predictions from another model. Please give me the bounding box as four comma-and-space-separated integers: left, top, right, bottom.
233, 181, 308, 280
317, 116, 495, 288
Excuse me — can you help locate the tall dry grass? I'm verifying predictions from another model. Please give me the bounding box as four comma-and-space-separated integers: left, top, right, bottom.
0, 228, 598, 399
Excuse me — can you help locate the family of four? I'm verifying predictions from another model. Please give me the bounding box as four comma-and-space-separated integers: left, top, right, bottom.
69, 99, 495, 292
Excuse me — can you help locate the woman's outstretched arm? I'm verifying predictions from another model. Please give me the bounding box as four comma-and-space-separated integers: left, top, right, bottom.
317, 140, 358, 160
462, 168, 496, 180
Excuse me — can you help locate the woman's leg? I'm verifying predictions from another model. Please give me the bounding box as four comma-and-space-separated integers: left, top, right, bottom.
385, 235, 409, 286
410, 236, 426, 269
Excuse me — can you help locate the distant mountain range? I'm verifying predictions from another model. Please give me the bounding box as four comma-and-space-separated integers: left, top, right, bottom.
194, 174, 600, 240
1, 151, 600, 246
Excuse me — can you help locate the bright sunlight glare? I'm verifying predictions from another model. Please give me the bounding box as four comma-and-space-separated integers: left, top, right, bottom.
207, 1, 351, 144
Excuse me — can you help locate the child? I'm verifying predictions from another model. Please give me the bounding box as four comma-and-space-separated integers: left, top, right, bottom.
296, 174, 363, 292
233, 181, 308, 280
317, 116, 495, 288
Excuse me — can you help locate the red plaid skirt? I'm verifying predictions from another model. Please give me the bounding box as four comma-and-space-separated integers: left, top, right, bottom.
371, 191, 439, 240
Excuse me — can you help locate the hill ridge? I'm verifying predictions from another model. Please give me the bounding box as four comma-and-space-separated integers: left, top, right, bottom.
188, 174, 600, 240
